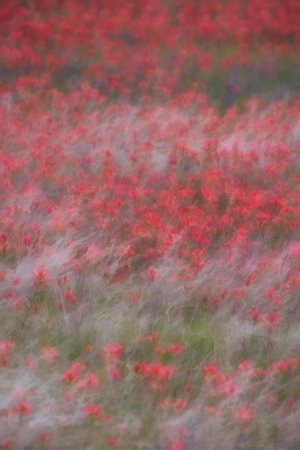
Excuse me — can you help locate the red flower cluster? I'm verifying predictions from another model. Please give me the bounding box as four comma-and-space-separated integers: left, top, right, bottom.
134, 362, 176, 382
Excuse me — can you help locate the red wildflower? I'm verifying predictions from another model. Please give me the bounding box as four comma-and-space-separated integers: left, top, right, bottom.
272, 360, 290, 373
147, 333, 158, 342
134, 362, 176, 382
83, 403, 101, 418
109, 367, 121, 379
236, 360, 254, 375
84, 344, 93, 352
26, 358, 36, 369
70, 361, 85, 373
64, 290, 76, 303
146, 265, 156, 280
169, 342, 183, 356
133, 363, 142, 373
154, 346, 166, 354
108, 435, 118, 445
15, 402, 32, 414
62, 369, 78, 383
267, 395, 277, 404
39, 433, 50, 442
0, 340, 14, 366
265, 311, 279, 326
129, 292, 139, 301
32, 267, 49, 287
42, 345, 59, 362
248, 308, 261, 323
76, 372, 100, 390
202, 363, 219, 379
173, 398, 186, 410
168, 440, 184, 450
235, 407, 254, 422
103, 344, 123, 363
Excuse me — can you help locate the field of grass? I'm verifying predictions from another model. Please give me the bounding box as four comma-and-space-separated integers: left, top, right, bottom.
1, 1, 300, 449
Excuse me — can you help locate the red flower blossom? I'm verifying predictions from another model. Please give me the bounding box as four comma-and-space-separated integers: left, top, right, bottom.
202, 363, 219, 379
15, 402, 32, 414
235, 407, 254, 422
109, 367, 121, 379
134, 362, 176, 382
265, 311, 279, 326
32, 267, 49, 287
0, 340, 14, 366
62, 369, 77, 383
43, 345, 59, 362
169, 342, 183, 356
154, 346, 165, 354
147, 333, 158, 342
272, 360, 290, 373
248, 308, 261, 323
64, 290, 76, 303
83, 403, 101, 418
103, 344, 123, 363
39, 433, 50, 442
76, 372, 100, 390
108, 435, 118, 445
168, 440, 184, 450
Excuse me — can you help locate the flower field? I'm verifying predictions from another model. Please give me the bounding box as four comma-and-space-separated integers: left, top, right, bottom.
1, 1, 300, 449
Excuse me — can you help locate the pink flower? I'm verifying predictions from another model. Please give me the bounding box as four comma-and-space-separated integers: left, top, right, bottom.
109, 367, 121, 379
83, 403, 101, 417
248, 308, 261, 323
103, 344, 123, 363
0, 340, 14, 366
267, 395, 277, 404
147, 333, 158, 342
39, 433, 50, 442
154, 346, 166, 354
32, 267, 49, 287
15, 402, 32, 414
108, 435, 118, 445
235, 407, 254, 422
64, 290, 76, 303
202, 363, 219, 379
43, 346, 59, 362
62, 369, 77, 383
76, 372, 100, 390
146, 266, 156, 280
272, 360, 290, 373
168, 440, 184, 450
169, 342, 183, 356
265, 311, 279, 326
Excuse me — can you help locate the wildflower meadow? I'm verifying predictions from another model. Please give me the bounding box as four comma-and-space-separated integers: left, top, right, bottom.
1, 1, 300, 449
